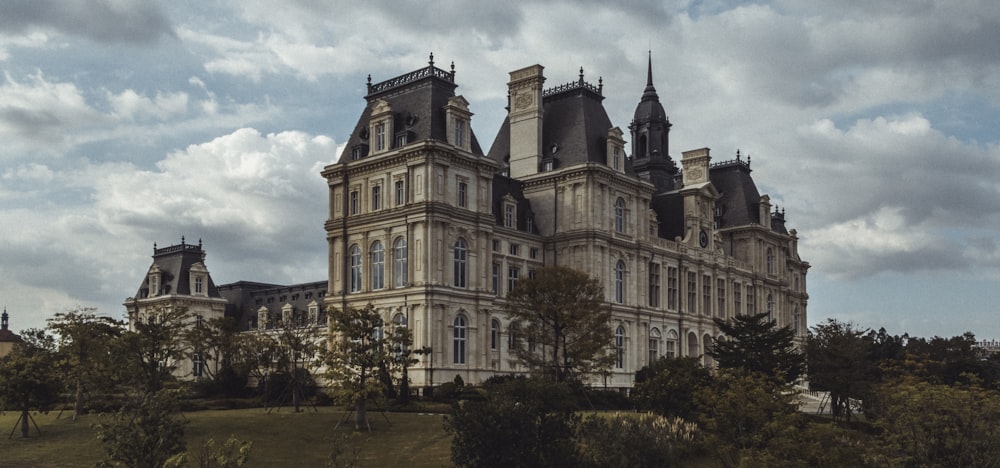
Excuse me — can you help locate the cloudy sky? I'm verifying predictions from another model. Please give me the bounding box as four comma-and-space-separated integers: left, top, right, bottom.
1, 0, 998, 340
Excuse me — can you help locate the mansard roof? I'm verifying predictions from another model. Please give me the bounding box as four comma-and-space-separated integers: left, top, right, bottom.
133, 238, 221, 299
708, 154, 762, 229
342, 56, 484, 160
492, 174, 538, 233
488, 70, 623, 172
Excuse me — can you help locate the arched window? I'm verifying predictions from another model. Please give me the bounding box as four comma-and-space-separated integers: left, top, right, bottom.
615, 325, 625, 369
614, 198, 625, 233
349, 244, 362, 293
453, 315, 467, 364
687, 331, 699, 359
649, 327, 661, 363
453, 239, 467, 288
638, 134, 648, 159
491, 319, 501, 351
371, 241, 385, 290
394, 238, 408, 287
614, 260, 626, 304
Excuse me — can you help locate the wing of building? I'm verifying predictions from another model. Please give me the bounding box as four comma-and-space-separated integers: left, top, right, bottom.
320, 56, 809, 389
124, 55, 809, 390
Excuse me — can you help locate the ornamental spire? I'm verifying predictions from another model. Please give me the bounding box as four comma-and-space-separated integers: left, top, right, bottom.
642, 50, 658, 101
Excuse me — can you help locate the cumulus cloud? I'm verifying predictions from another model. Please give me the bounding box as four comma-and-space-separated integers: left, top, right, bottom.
0, 72, 110, 155
0, 0, 173, 44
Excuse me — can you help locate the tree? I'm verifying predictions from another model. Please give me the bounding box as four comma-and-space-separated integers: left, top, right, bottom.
117, 306, 193, 394
632, 356, 711, 419
806, 319, 876, 421
324, 304, 426, 430
47, 308, 123, 420
0, 329, 62, 438
708, 312, 804, 383
504, 266, 614, 382
95, 389, 187, 468
873, 378, 1000, 467
445, 376, 580, 467
184, 315, 249, 396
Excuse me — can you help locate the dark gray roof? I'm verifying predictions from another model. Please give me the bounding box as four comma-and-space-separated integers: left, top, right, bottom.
342, 62, 483, 160
217, 280, 328, 330
492, 174, 538, 233
709, 158, 761, 229
134, 239, 221, 299
488, 75, 620, 173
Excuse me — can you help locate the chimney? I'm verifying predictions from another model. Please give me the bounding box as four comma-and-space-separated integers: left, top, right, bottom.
507, 65, 545, 179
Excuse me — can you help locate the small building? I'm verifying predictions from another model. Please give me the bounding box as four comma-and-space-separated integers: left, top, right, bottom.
0, 308, 23, 358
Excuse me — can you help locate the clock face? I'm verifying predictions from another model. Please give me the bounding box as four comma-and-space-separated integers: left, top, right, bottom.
699, 230, 709, 248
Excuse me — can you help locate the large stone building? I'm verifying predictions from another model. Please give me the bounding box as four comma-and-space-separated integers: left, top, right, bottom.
320, 56, 809, 389
126, 55, 808, 390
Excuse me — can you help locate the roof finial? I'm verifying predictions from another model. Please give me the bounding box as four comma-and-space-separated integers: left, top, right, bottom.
647, 50, 653, 87
2, 307, 8, 331
450, 61, 455, 76
198, 238, 203, 248
579, 66, 584, 84
366, 74, 372, 92
181, 235, 186, 246
429, 52, 434, 67
736, 148, 741, 159
598, 76, 603, 95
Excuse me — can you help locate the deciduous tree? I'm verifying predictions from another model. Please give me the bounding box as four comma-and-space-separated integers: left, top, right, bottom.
0, 329, 62, 438
632, 356, 711, 419
806, 319, 875, 421
47, 308, 123, 419
504, 266, 614, 382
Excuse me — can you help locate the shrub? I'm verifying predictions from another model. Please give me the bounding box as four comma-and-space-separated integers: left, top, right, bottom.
576, 412, 701, 467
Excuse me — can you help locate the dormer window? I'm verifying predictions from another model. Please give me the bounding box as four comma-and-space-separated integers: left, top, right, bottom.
504, 203, 516, 228
454, 118, 465, 147
613, 147, 621, 171
148, 273, 159, 297
606, 127, 626, 172
369, 99, 393, 155
445, 95, 472, 151
194, 276, 203, 294
375, 123, 386, 151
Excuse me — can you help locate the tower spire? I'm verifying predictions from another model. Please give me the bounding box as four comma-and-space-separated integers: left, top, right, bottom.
642, 50, 658, 100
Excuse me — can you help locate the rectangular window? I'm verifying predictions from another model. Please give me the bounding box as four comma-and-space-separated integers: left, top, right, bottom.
192, 353, 203, 378
734, 282, 742, 315
529, 247, 538, 259
454, 118, 465, 147
667, 267, 678, 310
395, 134, 407, 147
703, 275, 712, 316
509, 244, 520, 256
375, 123, 386, 151
746, 285, 756, 314
649, 338, 658, 363
666, 339, 676, 358
717, 278, 726, 318
349, 190, 359, 215
371, 185, 382, 210
492, 239, 500, 252
458, 181, 468, 208
492, 263, 501, 295
528, 269, 536, 280
648, 263, 661, 307
687, 272, 697, 314
394, 180, 405, 206
351, 147, 362, 160
504, 204, 515, 228
507, 266, 519, 292
613, 146, 621, 171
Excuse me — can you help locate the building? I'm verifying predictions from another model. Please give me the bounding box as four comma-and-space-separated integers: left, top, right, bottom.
320, 55, 809, 389
0, 308, 23, 358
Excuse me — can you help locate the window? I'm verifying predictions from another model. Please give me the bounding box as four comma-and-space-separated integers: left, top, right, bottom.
504, 204, 515, 228
453, 315, 467, 364
394, 238, 408, 287
766, 294, 774, 321
542, 160, 553, 171
648, 262, 661, 307
614, 198, 625, 233
687, 272, 697, 314
509, 323, 519, 350
395, 134, 407, 147
394, 180, 405, 206
528, 269, 536, 280
453, 239, 467, 288
733, 282, 742, 315
392, 313, 407, 357
766, 247, 774, 275
508, 266, 519, 292
371, 185, 382, 210
192, 352, 204, 377
509, 244, 520, 256
458, 181, 468, 208
349, 190, 359, 215
614, 260, 626, 304
746, 285, 755, 314
613, 146, 621, 171
666, 331, 677, 358
454, 117, 465, 147
703, 275, 712, 316
195, 276, 203, 294
667, 267, 678, 310
351, 147, 362, 160
492, 239, 500, 252
793, 306, 801, 335
615, 326, 625, 369
492, 263, 500, 295
526, 216, 534, 233
717, 278, 726, 318
371, 241, 385, 290
375, 122, 386, 151
349, 245, 362, 292
529, 247, 538, 259
491, 319, 500, 350
649, 328, 661, 363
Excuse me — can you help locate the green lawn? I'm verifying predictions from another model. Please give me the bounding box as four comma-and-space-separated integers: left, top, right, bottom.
0, 407, 453, 467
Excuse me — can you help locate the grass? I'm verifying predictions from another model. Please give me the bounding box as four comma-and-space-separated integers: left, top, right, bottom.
0, 407, 454, 467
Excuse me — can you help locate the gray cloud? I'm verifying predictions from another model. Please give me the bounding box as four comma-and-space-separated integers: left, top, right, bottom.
0, 0, 173, 44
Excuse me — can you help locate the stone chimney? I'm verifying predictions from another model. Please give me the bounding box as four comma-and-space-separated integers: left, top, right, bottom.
507, 64, 545, 179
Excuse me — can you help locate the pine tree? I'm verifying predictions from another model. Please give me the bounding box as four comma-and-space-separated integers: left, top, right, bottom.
708, 312, 804, 382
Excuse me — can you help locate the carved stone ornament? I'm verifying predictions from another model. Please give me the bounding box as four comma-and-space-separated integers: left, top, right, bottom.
688, 168, 704, 181
515, 91, 533, 110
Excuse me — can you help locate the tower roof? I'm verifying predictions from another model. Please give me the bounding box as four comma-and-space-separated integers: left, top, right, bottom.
132, 237, 221, 299
632, 52, 668, 124
0, 308, 21, 343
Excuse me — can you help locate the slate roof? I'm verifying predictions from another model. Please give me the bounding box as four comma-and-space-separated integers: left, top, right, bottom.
492, 174, 538, 233
708, 157, 762, 229
342, 60, 483, 160
134, 239, 221, 299
488, 74, 622, 173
